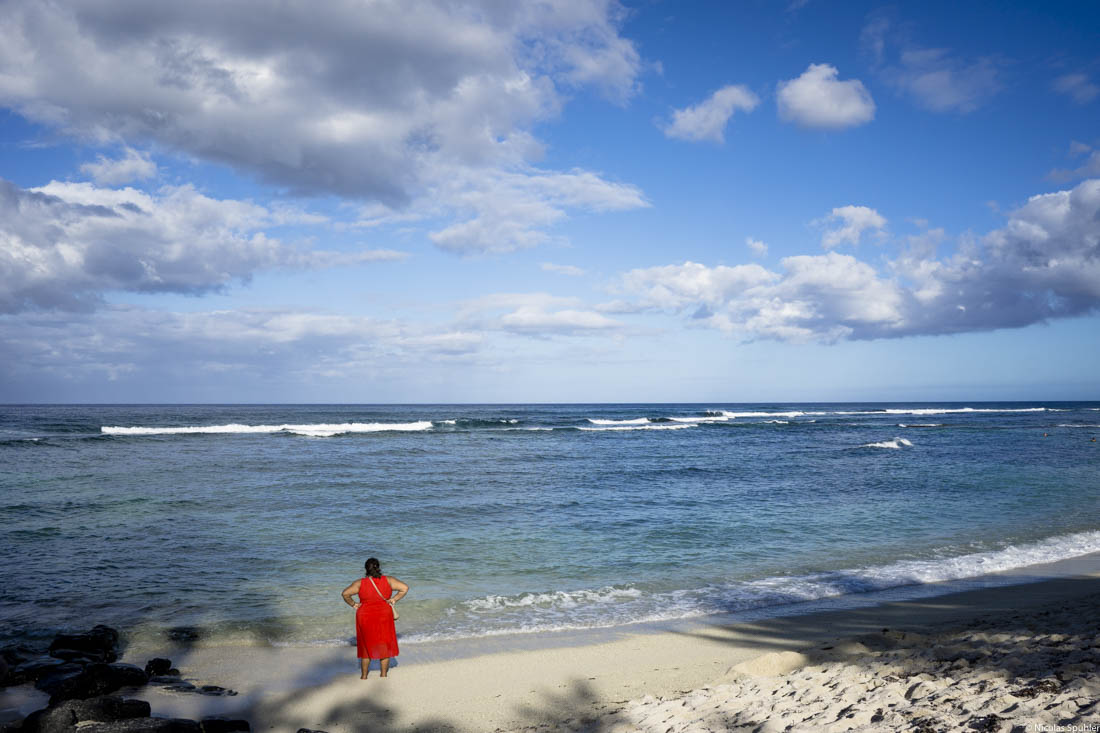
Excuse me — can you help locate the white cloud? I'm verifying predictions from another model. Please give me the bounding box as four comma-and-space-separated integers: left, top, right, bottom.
746, 237, 768, 257
863, 19, 999, 113
457, 292, 623, 335
80, 147, 157, 185
614, 179, 1100, 341
0, 177, 402, 313
0, 0, 647, 254
541, 262, 587, 276
817, 205, 888, 248
776, 64, 875, 129
661, 84, 759, 143
426, 167, 647, 254
1054, 73, 1100, 104
0, 305, 487, 392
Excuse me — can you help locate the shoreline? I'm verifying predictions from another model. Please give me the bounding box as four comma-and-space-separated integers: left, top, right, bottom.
4, 551, 1096, 731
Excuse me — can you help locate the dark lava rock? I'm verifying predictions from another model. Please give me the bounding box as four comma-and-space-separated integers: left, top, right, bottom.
22, 695, 151, 733
296, 730, 328, 733
144, 659, 173, 676
150, 675, 183, 684
49, 626, 119, 664
50, 648, 103, 664
1012, 679, 1061, 698
200, 717, 251, 732
11, 656, 72, 684
79, 718, 203, 733
45, 663, 149, 704
970, 713, 1005, 732
35, 666, 86, 693
162, 682, 197, 693
196, 686, 237, 697
165, 628, 201, 643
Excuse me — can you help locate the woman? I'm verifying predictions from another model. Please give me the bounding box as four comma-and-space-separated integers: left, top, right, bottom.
341, 558, 408, 678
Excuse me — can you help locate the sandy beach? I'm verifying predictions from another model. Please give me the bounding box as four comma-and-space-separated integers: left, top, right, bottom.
6, 556, 1096, 732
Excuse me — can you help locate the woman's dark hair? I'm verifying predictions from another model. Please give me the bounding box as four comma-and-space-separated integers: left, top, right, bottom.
364, 558, 382, 578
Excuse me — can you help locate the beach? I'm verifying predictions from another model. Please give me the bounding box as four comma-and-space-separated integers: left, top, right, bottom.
2, 403, 1098, 730
6, 554, 1098, 731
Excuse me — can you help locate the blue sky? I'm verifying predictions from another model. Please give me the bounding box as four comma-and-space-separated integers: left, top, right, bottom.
1, 0, 1098, 402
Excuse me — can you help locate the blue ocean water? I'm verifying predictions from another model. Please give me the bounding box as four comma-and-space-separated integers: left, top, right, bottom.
1, 403, 1098, 649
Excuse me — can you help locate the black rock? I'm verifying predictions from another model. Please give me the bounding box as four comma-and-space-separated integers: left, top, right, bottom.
35, 666, 86, 694
200, 717, 251, 733
296, 729, 328, 733
144, 659, 173, 677
11, 656, 71, 683
21, 695, 151, 733
149, 675, 182, 684
161, 682, 196, 693
50, 648, 102, 664
45, 663, 150, 704
105, 664, 148, 688
79, 719, 203, 733
165, 628, 200, 643
49, 626, 119, 664
196, 686, 237, 697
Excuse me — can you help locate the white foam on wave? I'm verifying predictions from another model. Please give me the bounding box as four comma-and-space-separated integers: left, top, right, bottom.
464, 585, 643, 612
578, 423, 696, 432
398, 529, 1100, 644
763, 420, 789, 424
710, 410, 818, 419
587, 418, 650, 425
102, 421, 434, 438
667, 415, 731, 423
898, 423, 942, 428
861, 437, 913, 449
1057, 423, 1100, 428
875, 407, 1049, 415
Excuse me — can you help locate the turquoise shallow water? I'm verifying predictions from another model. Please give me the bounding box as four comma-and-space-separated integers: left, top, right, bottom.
1, 403, 1098, 648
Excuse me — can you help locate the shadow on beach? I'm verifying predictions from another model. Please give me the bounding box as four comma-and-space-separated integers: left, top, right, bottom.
193, 572, 1100, 732
8, 572, 1099, 732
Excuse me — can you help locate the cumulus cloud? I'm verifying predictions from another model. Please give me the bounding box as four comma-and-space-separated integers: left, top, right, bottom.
0, 177, 403, 313
0, 0, 647, 254
1054, 73, 1100, 104
661, 84, 759, 143
541, 262, 587, 276
863, 18, 1000, 113
776, 64, 875, 129
817, 205, 888, 248
458, 292, 622, 335
746, 237, 768, 257
80, 148, 157, 185
613, 179, 1100, 342
426, 167, 647, 254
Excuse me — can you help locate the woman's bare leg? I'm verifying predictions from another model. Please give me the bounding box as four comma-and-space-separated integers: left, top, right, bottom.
380, 658, 390, 677
360, 658, 369, 679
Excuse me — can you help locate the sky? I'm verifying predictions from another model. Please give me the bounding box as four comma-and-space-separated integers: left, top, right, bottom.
1, 0, 1098, 403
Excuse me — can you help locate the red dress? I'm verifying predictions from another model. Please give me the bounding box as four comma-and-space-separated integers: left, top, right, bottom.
356, 575, 399, 660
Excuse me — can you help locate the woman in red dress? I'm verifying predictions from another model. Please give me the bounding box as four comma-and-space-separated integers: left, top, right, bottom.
341, 557, 409, 678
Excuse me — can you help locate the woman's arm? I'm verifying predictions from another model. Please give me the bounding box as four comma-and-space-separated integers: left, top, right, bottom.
386, 576, 409, 605
341, 579, 361, 609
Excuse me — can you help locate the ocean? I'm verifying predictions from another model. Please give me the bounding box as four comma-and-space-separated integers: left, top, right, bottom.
1, 403, 1098, 650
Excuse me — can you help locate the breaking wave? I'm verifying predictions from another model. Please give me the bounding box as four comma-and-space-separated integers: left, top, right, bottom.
102, 421, 434, 438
